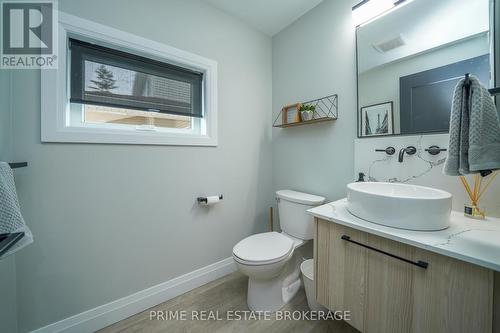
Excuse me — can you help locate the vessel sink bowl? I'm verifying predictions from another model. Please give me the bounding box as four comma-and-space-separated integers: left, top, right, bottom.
346, 182, 452, 231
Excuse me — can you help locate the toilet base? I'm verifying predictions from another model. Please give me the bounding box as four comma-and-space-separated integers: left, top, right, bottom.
247, 276, 302, 312
245, 244, 309, 312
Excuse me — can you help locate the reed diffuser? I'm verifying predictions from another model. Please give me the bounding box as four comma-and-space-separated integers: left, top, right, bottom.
460, 171, 498, 219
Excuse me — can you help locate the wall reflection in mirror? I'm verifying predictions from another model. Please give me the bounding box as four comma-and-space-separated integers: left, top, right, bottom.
356, 0, 493, 138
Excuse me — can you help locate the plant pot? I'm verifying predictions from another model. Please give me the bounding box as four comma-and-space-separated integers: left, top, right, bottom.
301, 111, 314, 121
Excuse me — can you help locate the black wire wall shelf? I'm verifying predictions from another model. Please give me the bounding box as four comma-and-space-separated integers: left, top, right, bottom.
273, 94, 338, 128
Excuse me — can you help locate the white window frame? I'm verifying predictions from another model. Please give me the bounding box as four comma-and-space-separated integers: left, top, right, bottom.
41, 12, 218, 146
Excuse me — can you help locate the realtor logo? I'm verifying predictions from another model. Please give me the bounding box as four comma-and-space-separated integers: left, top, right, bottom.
1, 0, 57, 68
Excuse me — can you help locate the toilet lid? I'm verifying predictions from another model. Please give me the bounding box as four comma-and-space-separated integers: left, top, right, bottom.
233, 232, 294, 264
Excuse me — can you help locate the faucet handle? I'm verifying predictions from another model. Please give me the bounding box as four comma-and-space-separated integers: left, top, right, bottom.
375, 146, 396, 155
406, 146, 417, 155
425, 145, 447, 155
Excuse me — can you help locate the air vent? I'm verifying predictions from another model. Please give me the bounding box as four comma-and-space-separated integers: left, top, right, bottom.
372, 35, 406, 53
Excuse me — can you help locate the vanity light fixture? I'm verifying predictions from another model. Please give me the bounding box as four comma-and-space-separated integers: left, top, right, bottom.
352, 0, 413, 27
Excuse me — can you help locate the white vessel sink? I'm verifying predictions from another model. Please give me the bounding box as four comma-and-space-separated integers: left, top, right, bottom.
346, 182, 452, 231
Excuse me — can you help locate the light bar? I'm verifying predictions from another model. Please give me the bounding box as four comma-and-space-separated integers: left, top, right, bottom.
352, 0, 410, 27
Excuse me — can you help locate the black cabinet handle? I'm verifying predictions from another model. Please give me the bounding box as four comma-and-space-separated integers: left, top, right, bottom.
341, 235, 428, 269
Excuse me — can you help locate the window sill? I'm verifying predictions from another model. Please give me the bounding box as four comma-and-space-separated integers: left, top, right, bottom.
41, 126, 217, 146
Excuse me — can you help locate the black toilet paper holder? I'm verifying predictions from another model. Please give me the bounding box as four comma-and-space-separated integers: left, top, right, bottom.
197, 195, 223, 204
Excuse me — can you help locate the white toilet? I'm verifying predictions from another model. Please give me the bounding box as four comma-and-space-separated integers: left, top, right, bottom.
232, 190, 325, 312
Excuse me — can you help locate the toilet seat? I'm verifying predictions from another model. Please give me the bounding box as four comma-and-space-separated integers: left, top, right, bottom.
233, 232, 294, 265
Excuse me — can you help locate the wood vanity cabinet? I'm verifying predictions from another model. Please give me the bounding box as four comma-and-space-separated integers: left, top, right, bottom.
314, 218, 496, 333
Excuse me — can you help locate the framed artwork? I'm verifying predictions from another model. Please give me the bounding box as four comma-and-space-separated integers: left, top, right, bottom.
281, 103, 302, 124
360, 102, 394, 137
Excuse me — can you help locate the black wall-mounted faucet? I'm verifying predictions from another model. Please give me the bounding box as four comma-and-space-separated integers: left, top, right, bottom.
398, 146, 416, 163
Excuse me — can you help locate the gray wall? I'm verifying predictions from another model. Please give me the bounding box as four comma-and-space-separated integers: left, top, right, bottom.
0, 70, 18, 333
10, 0, 272, 331
1, 70, 12, 159
0, 256, 17, 333
272, 0, 357, 204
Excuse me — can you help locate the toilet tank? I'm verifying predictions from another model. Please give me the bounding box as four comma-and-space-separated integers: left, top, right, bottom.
276, 190, 325, 240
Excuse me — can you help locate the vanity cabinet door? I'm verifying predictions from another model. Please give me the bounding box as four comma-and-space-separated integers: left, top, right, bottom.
315, 218, 366, 332
363, 234, 414, 333
363, 233, 493, 333
411, 248, 493, 333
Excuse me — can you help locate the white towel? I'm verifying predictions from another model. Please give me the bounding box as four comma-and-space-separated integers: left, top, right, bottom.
0, 162, 33, 258
444, 76, 500, 175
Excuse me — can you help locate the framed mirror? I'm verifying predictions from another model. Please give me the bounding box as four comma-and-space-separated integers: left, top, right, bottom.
355, 0, 495, 138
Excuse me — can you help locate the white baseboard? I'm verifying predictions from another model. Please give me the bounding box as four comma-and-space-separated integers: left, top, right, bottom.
31, 257, 237, 333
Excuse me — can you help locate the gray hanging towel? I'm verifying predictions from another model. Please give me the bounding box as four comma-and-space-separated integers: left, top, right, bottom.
444, 76, 500, 175
0, 162, 33, 258
468, 78, 500, 172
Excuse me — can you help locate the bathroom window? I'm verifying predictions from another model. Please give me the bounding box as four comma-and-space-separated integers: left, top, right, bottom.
69, 39, 202, 133
41, 13, 218, 146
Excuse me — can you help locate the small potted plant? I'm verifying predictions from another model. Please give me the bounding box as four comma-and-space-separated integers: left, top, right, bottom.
300, 104, 316, 121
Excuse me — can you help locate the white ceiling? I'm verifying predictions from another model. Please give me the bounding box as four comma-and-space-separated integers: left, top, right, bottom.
205, 0, 324, 36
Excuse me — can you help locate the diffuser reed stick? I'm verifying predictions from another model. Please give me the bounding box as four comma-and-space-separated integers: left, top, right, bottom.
459, 176, 474, 202
477, 172, 498, 202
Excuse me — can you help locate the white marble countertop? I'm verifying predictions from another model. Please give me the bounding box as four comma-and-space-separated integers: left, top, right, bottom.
308, 199, 500, 272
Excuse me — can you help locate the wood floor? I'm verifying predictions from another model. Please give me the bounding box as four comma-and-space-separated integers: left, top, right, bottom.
99, 272, 358, 333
